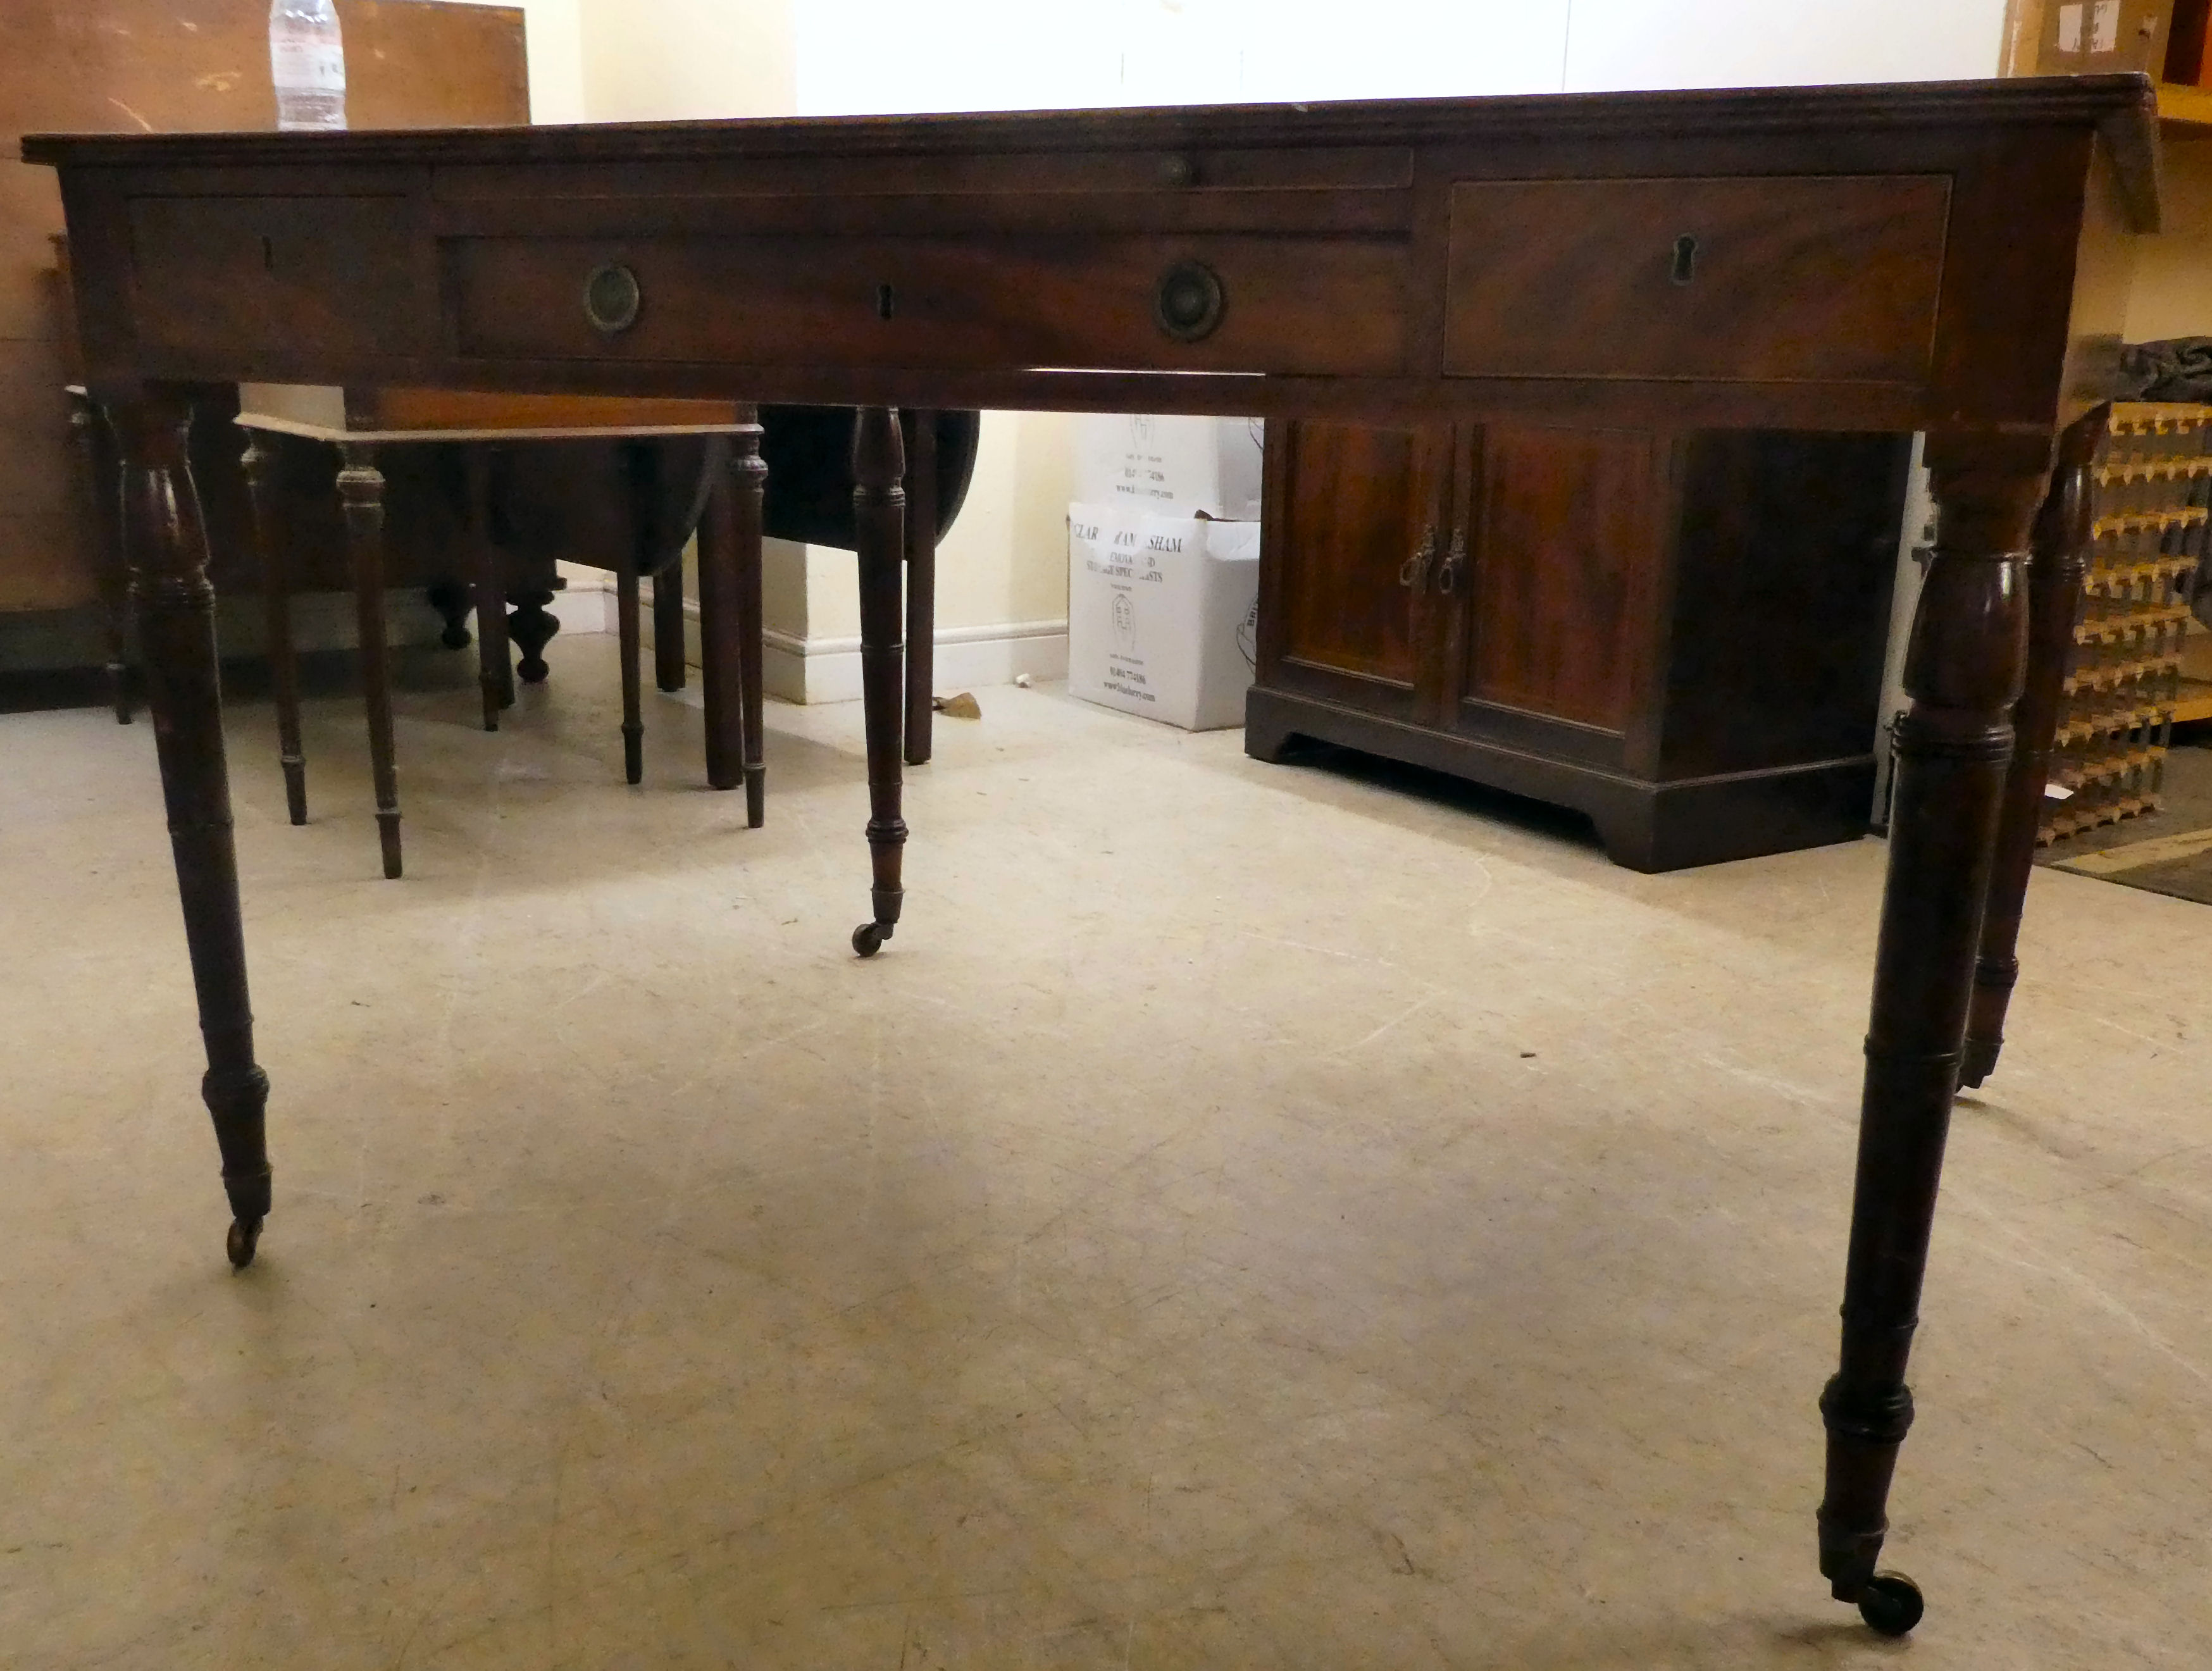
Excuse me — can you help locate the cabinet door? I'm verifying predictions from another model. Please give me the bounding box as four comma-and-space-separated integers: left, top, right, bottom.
1256, 419, 1451, 724
1443, 425, 1673, 769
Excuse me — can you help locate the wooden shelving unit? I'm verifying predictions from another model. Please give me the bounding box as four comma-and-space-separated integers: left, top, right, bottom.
2045, 404, 2212, 842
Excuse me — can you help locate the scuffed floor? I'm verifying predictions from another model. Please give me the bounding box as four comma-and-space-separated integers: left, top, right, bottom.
4, 635, 2208, 1669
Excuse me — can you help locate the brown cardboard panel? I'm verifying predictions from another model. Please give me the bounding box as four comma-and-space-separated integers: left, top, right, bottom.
3, 0, 530, 617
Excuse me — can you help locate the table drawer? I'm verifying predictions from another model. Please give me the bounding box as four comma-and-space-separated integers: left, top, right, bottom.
449, 234, 1410, 376
1444, 175, 1951, 385
129, 196, 429, 361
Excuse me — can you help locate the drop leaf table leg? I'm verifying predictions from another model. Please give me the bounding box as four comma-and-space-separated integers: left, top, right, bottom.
1818, 430, 2052, 1637
242, 436, 308, 826
339, 444, 402, 879
695, 425, 763, 799
67, 391, 134, 724
735, 414, 769, 829
108, 388, 273, 1270
1961, 409, 2108, 1088
850, 407, 907, 958
904, 409, 938, 768
468, 449, 513, 733
653, 555, 688, 694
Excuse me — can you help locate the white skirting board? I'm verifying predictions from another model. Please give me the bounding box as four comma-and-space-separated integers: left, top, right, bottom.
760, 619, 1071, 704
656, 589, 1067, 704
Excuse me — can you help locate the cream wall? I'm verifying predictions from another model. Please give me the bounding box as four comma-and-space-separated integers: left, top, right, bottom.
2125, 145, 2212, 344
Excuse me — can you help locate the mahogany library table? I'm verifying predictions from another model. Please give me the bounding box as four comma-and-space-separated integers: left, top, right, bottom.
25, 75, 2161, 1637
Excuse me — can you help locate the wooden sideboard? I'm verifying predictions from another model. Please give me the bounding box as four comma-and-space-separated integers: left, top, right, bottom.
1251, 421, 1911, 869
25, 77, 2160, 1636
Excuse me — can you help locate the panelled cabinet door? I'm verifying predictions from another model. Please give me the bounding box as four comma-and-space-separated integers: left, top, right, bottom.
1255, 419, 1451, 723
1443, 425, 1674, 771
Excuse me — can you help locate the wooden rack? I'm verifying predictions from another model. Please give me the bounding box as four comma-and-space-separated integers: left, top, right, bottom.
2044, 402, 2212, 842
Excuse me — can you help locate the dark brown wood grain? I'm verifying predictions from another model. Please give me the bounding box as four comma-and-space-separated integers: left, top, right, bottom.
449, 233, 1411, 377
1819, 432, 2050, 1617
337, 445, 402, 879
1253, 419, 1443, 731
1961, 409, 2108, 1088
1443, 177, 1951, 384
904, 410, 939, 767
1458, 426, 1668, 733
852, 408, 907, 959
1253, 422, 1906, 871
34, 80, 2156, 1636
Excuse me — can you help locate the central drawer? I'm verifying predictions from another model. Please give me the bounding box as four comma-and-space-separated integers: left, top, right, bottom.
449, 234, 1410, 376
1443, 175, 1951, 385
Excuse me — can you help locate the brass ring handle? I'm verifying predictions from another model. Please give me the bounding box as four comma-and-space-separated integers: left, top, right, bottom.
1399, 525, 1438, 590
583, 263, 642, 335
1436, 528, 1467, 595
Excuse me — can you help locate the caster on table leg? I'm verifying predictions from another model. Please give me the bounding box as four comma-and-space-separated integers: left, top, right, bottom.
1855, 1572, 1925, 1638
852, 921, 893, 958
227, 1216, 264, 1270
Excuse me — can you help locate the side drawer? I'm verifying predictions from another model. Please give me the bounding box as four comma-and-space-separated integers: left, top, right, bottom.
128, 196, 430, 361
1443, 175, 1951, 385
449, 233, 1410, 376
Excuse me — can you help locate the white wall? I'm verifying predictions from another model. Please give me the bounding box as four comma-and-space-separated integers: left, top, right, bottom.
1562, 0, 2012, 90
798, 0, 2013, 113
580, 0, 795, 123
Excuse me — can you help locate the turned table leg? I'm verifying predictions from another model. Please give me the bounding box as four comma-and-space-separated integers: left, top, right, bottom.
850, 407, 907, 958
339, 445, 402, 879
696, 422, 766, 813
735, 415, 769, 828
904, 409, 938, 767
107, 389, 273, 1270
67, 391, 134, 724
1961, 409, 2108, 1088
1817, 432, 2051, 1638
241, 437, 308, 826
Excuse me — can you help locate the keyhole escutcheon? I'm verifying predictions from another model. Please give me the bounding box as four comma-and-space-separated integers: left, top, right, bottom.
876, 283, 897, 321
1670, 234, 1698, 287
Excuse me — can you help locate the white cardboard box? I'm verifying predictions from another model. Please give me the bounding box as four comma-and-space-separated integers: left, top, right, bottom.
1071, 414, 1265, 519
1067, 504, 1260, 731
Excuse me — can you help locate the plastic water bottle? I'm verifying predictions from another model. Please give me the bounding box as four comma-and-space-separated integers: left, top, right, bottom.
270, 0, 347, 132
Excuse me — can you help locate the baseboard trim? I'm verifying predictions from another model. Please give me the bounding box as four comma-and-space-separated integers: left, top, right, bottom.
666, 588, 1068, 704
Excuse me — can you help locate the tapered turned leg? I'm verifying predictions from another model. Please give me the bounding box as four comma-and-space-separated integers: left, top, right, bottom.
904, 409, 939, 767
467, 450, 512, 731
850, 407, 907, 958
68, 391, 134, 723
734, 416, 769, 828
1961, 410, 2108, 1088
339, 445, 402, 879
240, 437, 308, 826
106, 390, 272, 1269
696, 427, 764, 807
652, 557, 687, 693
1818, 432, 2051, 1637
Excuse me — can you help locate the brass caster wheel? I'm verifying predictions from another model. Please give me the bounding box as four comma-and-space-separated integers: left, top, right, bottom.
1857, 1572, 1924, 1637
227, 1217, 264, 1270
852, 922, 889, 958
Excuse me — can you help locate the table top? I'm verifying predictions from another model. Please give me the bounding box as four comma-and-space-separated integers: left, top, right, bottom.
27, 77, 2161, 438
